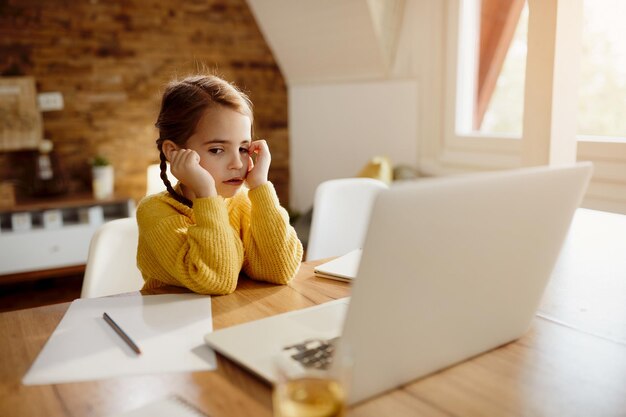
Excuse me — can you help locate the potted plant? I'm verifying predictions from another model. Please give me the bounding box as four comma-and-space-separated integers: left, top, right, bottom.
92, 155, 114, 200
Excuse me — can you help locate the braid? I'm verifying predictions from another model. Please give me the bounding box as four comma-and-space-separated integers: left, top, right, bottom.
159, 149, 193, 208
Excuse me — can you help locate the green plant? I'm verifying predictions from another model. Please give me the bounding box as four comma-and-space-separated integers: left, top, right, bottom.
92, 155, 110, 166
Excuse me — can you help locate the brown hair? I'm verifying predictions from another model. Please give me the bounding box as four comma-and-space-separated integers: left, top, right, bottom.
155, 74, 253, 207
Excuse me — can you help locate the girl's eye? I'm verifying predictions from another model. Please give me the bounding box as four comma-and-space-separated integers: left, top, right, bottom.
240, 147, 250, 154
209, 148, 223, 154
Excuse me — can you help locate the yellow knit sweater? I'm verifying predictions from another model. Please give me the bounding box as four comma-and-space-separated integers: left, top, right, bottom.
136, 182, 303, 295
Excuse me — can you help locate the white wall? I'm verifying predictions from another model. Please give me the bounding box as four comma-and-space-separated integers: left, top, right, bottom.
246, 0, 390, 85
290, 79, 418, 212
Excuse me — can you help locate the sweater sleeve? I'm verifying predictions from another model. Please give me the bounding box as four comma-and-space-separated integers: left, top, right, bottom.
240, 182, 303, 284
136, 196, 244, 295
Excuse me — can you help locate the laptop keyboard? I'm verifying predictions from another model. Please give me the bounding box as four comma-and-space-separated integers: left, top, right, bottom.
283, 338, 340, 370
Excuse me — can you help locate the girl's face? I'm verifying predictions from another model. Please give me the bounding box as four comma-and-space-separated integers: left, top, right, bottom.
185, 106, 252, 198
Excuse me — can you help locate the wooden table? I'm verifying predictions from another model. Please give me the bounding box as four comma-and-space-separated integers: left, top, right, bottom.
1, 209, 625, 417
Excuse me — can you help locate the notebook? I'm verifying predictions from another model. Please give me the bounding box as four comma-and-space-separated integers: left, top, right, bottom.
313, 248, 362, 281
205, 163, 593, 405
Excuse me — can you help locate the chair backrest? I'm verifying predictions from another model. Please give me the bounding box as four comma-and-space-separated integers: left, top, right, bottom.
146, 163, 166, 195
306, 178, 388, 261
81, 218, 144, 298
146, 162, 178, 196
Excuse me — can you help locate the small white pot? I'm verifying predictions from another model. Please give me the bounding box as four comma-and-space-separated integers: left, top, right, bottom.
92, 165, 114, 200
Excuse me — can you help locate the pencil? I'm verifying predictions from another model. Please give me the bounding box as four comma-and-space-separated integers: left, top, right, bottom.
103, 312, 142, 355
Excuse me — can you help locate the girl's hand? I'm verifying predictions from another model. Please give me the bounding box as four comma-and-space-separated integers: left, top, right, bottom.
245, 139, 271, 189
169, 149, 217, 198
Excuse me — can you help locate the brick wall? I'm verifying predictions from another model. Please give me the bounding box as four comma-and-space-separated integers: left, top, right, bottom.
0, 0, 291, 206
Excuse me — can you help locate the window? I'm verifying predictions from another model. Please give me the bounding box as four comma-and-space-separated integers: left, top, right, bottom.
456, 0, 528, 137
458, 0, 626, 141
578, 0, 626, 140
479, 2, 527, 136
441, 0, 626, 214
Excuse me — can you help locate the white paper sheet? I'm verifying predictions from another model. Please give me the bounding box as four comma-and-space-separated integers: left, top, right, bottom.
23, 293, 216, 385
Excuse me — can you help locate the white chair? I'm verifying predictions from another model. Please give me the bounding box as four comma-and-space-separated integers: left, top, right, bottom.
81, 218, 144, 298
306, 178, 388, 261
146, 162, 178, 196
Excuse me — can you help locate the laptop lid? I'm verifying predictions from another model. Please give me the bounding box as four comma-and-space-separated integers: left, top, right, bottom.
340, 162, 592, 403
205, 163, 592, 404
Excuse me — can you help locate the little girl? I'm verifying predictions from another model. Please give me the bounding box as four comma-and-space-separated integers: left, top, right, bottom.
136, 74, 303, 295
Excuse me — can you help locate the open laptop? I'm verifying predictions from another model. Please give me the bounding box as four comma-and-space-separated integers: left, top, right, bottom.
204, 163, 592, 404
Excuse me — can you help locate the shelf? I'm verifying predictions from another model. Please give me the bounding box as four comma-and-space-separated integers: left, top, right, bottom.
0, 195, 136, 280
0, 193, 132, 214
0, 195, 135, 234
